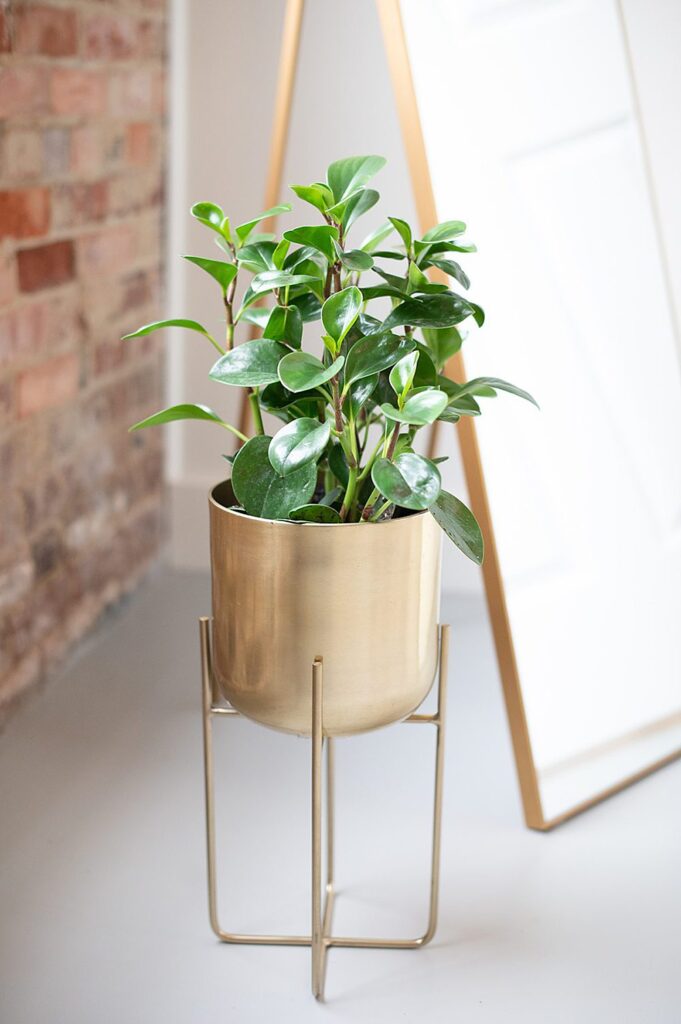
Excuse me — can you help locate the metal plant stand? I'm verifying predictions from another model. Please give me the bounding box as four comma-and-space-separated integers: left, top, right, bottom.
198, 617, 450, 1001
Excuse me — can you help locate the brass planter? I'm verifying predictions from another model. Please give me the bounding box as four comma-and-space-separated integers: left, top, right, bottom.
209, 480, 442, 737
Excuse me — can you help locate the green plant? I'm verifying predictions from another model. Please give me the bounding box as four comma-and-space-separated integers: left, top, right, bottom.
124, 155, 537, 564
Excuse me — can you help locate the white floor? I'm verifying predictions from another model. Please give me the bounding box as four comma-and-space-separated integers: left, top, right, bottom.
1, 569, 679, 1023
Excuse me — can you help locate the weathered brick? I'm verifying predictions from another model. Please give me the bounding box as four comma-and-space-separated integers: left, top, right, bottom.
17, 240, 75, 293
70, 124, 100, 176
83, 12, 137, 59
0, 290, 82, 370
51, 69, 106, 116
1, 0, 167, 711
43, 126, 71, 177
125, 122, 153, 166
0, 255, 17, 309
52, 180, 108, 229
108, 168, 161, 218
0, 6, 12, 54
0, 188, 51, 241
109, 68, 154, 117
2, 128, 43, 180
0, 67, 49, 118
14, 5, 78, 57
17, 351, 80, 417
76, 224, 135, 279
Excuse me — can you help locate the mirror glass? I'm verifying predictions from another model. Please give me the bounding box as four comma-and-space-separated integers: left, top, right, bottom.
401, 0, 681, 820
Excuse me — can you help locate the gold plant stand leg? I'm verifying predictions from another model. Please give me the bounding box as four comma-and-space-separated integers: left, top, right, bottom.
199, 618, 450, 1001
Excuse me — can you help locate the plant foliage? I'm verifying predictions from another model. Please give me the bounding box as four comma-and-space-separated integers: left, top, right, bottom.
124, 156, 538, 564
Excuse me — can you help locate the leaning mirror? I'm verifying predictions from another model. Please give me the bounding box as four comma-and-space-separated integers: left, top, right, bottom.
396, 0, 681, 826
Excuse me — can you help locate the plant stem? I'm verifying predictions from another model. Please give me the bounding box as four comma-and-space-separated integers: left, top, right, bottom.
357, 431, 386, 484
370, 499, 392, 522
219, 421, 249, 443
384, 422, 400, 460
360, 486, 380, 521
339, 465, 357, 521
331, 377, 343, 433
249, 388, 264, 435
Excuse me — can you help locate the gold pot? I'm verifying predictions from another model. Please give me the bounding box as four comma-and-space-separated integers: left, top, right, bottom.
209, 481, 442, 736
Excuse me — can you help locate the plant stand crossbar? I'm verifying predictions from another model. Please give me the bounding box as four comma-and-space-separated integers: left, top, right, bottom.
199, 617, 450, 1001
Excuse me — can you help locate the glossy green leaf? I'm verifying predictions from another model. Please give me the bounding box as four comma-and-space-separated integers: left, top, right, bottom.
268, 417, 331, 476
389, 350, 419, 397
289, 503, 342, 523
191, 201, 226, 236
238, 270, 319, 318
382, 293, 478, 331
237, 241, 277, 274
328, 443, 349, 488
339, 249, 373, 271
360, 284, 409, 302
430, 490, 484, 564
283, 225, 339, 263
238, 306, 271, 328
327, 155, 386, 202
289, 183, 333, 214
273, 238, 290, 269
209, 339, 287, 387
421, 325, 464, 367
341, 188, 379, 231
436, 407, 460, 424
343, 334, 415, 388
447, 394, 481, 416
422, 220, 466, 242
426, 256, 470, 290
290, 293, 322, 323
183, 255, 237, 294
453, 376, 539, 408
231, 435, 316, 519
278, 351, 344, 393
389, 216, 412, 252
249, 269, 319, 296
263, 305, 303, 349
359, 220, 394, 252
236, 203, 292, 246
129, 403, 239, 435
415, 238, 477, 263
347, 373, 378, 419
371, 453, 441, 511
381, 388, 448, 425
407, 260, 431, 292
322, 287, 362, 349
122, 318, 211, 341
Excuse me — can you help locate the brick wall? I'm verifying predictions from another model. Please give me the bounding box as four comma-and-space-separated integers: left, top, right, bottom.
0, 0, 166, 715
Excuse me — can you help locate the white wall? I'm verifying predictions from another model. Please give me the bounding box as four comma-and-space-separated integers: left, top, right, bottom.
165, 0, 480, 595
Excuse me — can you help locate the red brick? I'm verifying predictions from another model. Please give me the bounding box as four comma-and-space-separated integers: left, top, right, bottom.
0, 290, 82, 370
0, 256, 17, 309
2, 128, 43, 180
43, 126, 71, 177
17, 352, 79, 417
125, 122, 152, 166
17, 240, 75, 293
109, 68, 154, 117
76, 225, 135, 279
50, 69, 106, 116
83, 13, 137, 59
53, 180, 108, 229
0, 7, 12, 53
138, 18, 165, 59
14, 5, 78, 57
0, 188, 51, 241
0, 67, 49, 118
70, 124, 101, 177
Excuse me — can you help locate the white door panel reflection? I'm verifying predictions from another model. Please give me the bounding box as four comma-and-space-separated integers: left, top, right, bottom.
402, 0, 681, 821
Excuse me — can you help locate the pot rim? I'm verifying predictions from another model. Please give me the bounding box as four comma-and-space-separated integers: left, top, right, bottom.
209, 479, 430, 529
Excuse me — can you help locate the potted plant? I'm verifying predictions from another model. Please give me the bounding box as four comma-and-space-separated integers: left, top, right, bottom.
123, 155, 536, 735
